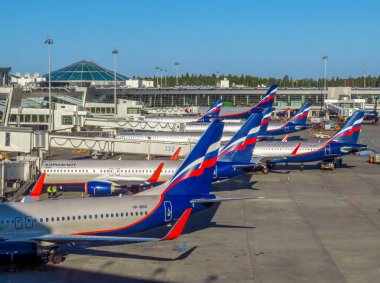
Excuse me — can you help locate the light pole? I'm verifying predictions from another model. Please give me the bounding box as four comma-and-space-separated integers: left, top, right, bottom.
160, 68, 163, 87
216, 71, 220, 87
174, 61, 180, 86
155, 66, 160, 87
363, 70, 367, 87
322, 55, 328, 108
112, 49, 118, 117
164, 70, 167, 87
45, 37, 53, 131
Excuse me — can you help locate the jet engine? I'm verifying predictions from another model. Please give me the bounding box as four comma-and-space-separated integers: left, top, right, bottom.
0, 242, 42, 264
86, 181, 116, 195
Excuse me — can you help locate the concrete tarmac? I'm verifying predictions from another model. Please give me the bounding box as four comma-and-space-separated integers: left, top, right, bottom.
2, 124, 380, 283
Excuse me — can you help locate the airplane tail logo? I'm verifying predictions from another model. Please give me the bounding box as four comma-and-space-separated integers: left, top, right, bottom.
327, 110, 365, 144
289, 103, 311, 124
165, 121, 224, 196
258, 107, 275, 134
255, 84, 277, 109
196, 99, 223, 122
218, 113, 263, 163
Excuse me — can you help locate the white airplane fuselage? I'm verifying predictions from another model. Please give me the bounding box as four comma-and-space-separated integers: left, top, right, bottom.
0, 195, 160, 237
42, 160, 181, 185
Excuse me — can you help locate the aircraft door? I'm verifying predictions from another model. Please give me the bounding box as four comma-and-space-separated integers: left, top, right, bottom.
324, 145, 331, 156
285, 124, 290, 133
15, 217, 23, 229
25, 216, 33, 229
164, 201, 173, 222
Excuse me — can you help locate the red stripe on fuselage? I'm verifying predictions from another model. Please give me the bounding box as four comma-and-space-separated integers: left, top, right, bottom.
73, 156, 218, 236
218, 137, 258, 157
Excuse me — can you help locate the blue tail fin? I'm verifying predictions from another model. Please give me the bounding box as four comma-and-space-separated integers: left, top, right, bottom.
255, 84, 277, 109
218, 113, 262, 163
289, 103, 311, 124
328, 110, 365, 144
258, 107, 275, 133
196, 99, 223, 122
164, 121, 224, 196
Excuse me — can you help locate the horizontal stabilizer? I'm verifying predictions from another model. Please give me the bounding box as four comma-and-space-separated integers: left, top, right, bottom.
190, 197, 263, 204
232, 164, 257, 171
340, 145, 367, 153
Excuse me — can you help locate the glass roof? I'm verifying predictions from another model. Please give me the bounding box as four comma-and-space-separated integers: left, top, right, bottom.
46, 60, 129, 82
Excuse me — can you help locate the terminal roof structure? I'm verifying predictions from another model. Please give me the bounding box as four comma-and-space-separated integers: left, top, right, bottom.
46, 60, 128, 83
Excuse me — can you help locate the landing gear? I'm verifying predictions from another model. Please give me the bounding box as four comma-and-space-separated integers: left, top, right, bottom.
131, 186, 140, 194
48, 249, 63, 264
262, 167, 269, 174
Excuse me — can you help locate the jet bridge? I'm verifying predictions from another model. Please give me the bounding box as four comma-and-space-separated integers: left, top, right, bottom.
49, 132, 193, 158
85, 117, 185, 132
0, 126, 193, 158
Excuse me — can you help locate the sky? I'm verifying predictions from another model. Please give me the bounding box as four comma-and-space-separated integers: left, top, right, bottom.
1, 0, 379, 79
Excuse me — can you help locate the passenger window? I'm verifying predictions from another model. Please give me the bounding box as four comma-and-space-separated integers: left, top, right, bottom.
51, 217, 54, 222
116, 213, 119, 217
106, 214, 109, 218
135, 212, 138, 216
84, 215, 87, 219
62, 217, 65, 221
89, 215, 92, 219
145, 211, 148, 215
67, 216, 70, 220
46, 218, 49, 222
73, 216, 75, 220
78, 216, 81, 220
101, 214, 104, 218
56, 217, 60, 221
111, 213, 114, 217
140, 211, 143, 215
126, 212, 128, 216
121, 213, 124, 217
95, 215, 98, 219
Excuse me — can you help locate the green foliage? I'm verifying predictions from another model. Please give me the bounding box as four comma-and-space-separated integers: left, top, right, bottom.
146, 74, 380, 88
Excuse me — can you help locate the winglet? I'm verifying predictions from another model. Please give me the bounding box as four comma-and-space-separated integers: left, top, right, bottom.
282, 135, 289, 142
291, 143, 301, 156
29, 173, 46, 197
147, 162, 165, 183
163, 208, 192, 240
170, 147, 181, 160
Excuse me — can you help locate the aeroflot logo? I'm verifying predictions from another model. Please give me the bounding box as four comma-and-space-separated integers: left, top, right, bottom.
45, 163, 76, 167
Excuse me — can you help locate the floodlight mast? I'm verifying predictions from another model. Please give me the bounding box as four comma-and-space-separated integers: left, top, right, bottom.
112, 49, 119, 117
45, 37, 53, 131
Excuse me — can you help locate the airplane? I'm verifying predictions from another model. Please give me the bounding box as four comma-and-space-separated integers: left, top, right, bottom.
259, 110, 367, 169
0, 120, 255, 265
258, 103, 312, 138
182, 103, 312, 136
144, 99, 223, 123
218, 84, 277, 120
42, 113, 265, 195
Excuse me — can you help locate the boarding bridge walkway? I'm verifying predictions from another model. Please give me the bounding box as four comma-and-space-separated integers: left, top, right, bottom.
49, 132, 193, 158
85, 117, 184, 132
144, 106, 199, 115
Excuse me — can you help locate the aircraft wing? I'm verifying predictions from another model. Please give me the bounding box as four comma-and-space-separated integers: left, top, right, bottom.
94, 162, 165, 187
5, 208, 192, 244
251, 143, 302, 164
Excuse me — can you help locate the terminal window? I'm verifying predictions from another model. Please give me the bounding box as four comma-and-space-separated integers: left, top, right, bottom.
62, 115, 73, 125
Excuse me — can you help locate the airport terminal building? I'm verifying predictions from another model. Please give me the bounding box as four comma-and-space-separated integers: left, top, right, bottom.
0, 60, 379, 129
